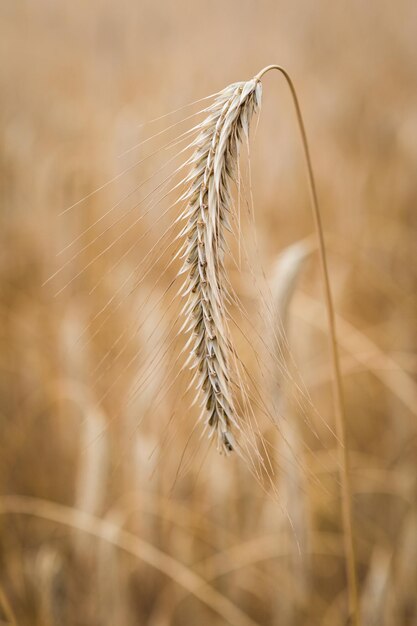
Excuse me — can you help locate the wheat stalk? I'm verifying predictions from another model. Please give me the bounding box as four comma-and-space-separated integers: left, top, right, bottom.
178, 78, 262, 454
259, 65, 361, 626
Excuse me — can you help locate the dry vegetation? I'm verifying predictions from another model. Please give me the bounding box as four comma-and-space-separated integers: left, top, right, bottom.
1, 1, 417, 625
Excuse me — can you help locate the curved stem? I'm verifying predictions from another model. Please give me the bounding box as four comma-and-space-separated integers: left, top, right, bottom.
0, 495, 260, 626
256, 65, 361, 626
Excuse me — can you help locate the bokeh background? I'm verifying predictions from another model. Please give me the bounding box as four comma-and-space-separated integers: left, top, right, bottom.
1, 1, 416, 625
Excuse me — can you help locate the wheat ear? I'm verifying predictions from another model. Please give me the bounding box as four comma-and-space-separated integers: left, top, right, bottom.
178, 79, 262, 454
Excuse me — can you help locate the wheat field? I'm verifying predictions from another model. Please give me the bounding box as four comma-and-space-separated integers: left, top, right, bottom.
1, 2, 416, 625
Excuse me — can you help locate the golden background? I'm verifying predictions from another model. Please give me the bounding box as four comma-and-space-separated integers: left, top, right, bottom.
1, 2, 416, 625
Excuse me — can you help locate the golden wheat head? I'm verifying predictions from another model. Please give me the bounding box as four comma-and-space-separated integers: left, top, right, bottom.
177, 78, 262, 454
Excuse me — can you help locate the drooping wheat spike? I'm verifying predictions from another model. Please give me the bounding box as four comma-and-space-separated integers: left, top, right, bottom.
178, 78, 262, 454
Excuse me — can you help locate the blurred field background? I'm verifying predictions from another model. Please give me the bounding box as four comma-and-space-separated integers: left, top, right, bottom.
1, 1, 417, 625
